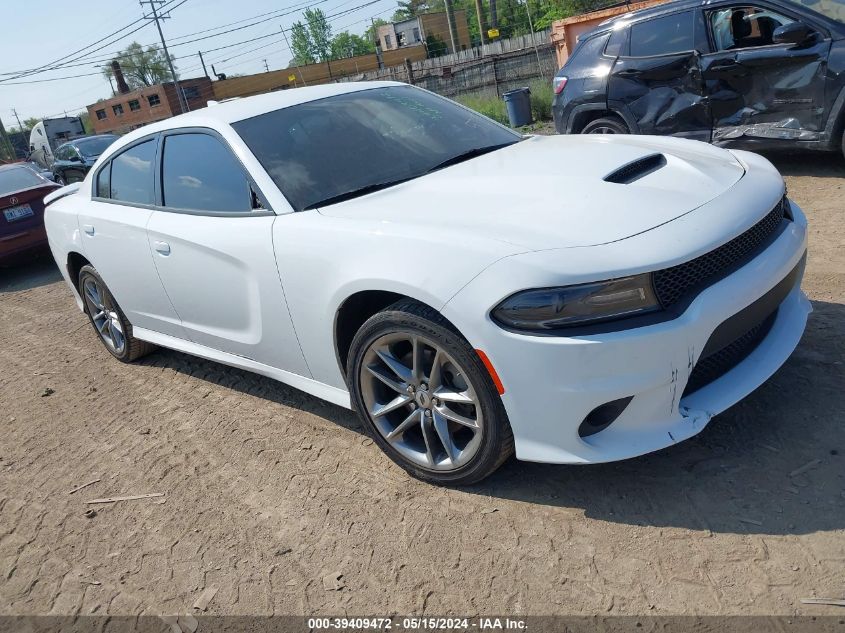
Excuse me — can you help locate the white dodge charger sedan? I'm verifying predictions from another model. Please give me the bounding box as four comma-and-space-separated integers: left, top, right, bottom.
44, 82, 810, 485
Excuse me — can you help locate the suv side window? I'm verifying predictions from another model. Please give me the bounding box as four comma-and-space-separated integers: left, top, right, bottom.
630, 11, 695, 56
161, 133, 252, 213
109, 140, 156, 205
568, 32, 612, 69
605, 27, 628, 57
709, 6, 795, 51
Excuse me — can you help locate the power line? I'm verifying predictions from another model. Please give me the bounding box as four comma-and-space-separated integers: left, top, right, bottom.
0, 0, 186, 81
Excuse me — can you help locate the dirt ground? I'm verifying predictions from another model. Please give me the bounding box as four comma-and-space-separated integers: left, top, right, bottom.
0, 151, 843, 618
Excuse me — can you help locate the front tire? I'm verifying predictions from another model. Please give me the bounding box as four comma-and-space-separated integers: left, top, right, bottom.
78, 265, 155, 362
348, 300, 513, 485
582, 116, 629, 134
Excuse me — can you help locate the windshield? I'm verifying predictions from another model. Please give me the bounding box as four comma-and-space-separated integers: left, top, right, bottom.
0, 167, 45, 197
232, 85, 521, 211
75, 136, 117, 158
784, 0, 845, 22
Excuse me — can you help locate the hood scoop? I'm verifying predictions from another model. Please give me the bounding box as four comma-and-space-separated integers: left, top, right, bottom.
604, 153, 667, 184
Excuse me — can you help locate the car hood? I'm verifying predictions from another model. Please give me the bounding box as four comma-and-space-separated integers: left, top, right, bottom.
318, 134, 746, 250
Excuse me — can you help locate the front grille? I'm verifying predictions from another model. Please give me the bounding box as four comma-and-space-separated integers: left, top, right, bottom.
682, 310, 777, 396
653, 199, 786, 309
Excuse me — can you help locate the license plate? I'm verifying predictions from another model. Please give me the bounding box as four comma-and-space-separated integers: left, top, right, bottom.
3, 204, 34, 222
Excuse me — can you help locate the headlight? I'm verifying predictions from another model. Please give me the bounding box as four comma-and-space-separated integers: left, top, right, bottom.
492, 274, 660, 331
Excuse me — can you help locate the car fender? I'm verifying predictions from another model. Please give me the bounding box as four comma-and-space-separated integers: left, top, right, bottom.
272, 211, 527, 391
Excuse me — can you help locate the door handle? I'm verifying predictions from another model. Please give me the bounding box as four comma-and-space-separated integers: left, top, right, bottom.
83, 224, 95, 236
153, 241, 171, 256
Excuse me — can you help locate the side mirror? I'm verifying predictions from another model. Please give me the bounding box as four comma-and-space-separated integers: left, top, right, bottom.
773, 21, 814, 45
69, 154, 82, 163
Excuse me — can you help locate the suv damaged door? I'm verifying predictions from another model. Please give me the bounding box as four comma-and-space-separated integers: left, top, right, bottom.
607, 10, 711, 140
701, 4, 831, 144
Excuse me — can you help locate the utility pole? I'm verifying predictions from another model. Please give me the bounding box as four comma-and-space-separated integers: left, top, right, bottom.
371, 17, 384, 68
280, 25, 308, 86
523, 0, 543, 75
140, 0, 187, 113
263, 59, 270, 73
12, 109, 24, 135
474, 0, 488, 45
443, 0, 459, 53
198, 51, 209, 78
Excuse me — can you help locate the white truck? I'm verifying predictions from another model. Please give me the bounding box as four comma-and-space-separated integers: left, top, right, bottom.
29, 117, 85, 168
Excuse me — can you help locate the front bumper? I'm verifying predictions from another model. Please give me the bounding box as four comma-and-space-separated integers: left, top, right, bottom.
443, 200, 810, 464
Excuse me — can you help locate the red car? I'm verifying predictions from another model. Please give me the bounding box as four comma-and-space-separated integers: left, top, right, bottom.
0, 164, 60, 262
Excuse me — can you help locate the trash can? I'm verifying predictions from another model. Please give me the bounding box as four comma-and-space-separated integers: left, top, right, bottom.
502, 87, 533, 127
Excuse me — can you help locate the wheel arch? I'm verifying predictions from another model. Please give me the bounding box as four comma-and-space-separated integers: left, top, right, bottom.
567, 103, 637, 134
334, 290, 449, 381
66, 251, 91, 294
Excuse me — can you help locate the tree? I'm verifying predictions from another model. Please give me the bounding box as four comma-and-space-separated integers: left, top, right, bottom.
305, 8, 333, 62
101, 42, 175, 89
289, 9, 333, 65
289, 21, 315, 65
330, 32, 375, 59
393, 0, 434, 20
23, 117, 40, 130
425, 34, 448, 56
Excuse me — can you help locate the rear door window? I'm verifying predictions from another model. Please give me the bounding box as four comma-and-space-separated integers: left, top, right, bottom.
161, 133, 252, 213
630, 11, 696, 56
568, 32, 612, 69
109, 140, 156, 205
605, 27, 628, 57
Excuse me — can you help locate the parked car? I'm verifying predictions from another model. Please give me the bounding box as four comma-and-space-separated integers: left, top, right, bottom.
552, 0, 845, 157
1, 164, 60, 263
24, 161, 56, 182
52, 135, 118, 185
44, 82, 809, 485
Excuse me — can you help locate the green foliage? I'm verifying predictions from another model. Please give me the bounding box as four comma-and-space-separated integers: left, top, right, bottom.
292, 9, 375, 65
101, 42, 175, 89
454, 82, 554, 127
425, 34, 449, 57
290, 21, 315, 65
331, 32, 375, 59
77, 112, 93, 135
454, 92, 509, 125
305, 8, 333, 62
393, 0, 436, 20
528, 79, 553, 121
23, 117, 40, 130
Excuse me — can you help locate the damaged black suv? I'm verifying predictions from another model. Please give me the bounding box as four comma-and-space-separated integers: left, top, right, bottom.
552, 0, 845, 156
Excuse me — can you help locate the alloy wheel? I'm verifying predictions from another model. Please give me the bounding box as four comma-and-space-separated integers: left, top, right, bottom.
588, 126, 618, 134
359, 333, 484, 471
82, 277, 126, 355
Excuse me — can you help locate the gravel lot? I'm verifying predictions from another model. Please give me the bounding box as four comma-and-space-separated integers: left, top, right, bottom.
0, 151, 843, 617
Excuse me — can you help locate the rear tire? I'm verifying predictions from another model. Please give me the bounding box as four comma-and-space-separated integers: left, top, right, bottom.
582, 116, 629, 135
347, 300, 513, 486
78, 265, 155, 363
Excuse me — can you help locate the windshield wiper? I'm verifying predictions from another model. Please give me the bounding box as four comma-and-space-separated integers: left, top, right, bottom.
425, 141, 519, 174
303, 177, 415, 210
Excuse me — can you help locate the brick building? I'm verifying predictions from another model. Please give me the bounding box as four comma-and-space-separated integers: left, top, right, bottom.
87, 77, 214, 135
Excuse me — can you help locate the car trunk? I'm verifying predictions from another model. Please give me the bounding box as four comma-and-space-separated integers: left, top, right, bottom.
0, 184, 59, 253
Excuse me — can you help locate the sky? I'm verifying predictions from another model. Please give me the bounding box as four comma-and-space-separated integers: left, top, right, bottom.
0, 0, 398, 125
